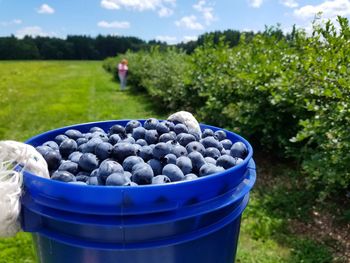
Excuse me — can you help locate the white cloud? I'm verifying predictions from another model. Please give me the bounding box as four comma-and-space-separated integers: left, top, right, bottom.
37, 4, 55, 14
175, 15, 204, 30
97, 20, 130, 28
280, 0, 299, 8
294, 0, 350, 19
155, 35, 177, 43
248, 0, 263, 8
183, 35, 198, 42
101, 0, 120, 9
15, 26, 55, 38
100, 0, 175, 17
158, 6, 173, 17
0, 19, 22, 26
193, 0, 215, 25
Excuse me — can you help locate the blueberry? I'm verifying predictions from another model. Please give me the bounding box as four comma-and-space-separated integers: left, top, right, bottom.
156, 122, 170, 135
189, 131, 201, 141
153, 142, 171, 160
199, 163, 225, 177
64, 129, 83, 140
144, 118, 159, 130
133, 143, 142, 153
83, 137, 103, 153
76, 171, 90, 177
124, 171, 132, 179
121, 136, 135, 144
99, 160, 124, 182
122, 156, 144, 172
235, 157, 244, 166
125, 120, 141, 133
162, 153, 177, 165
204, 157, 216, 165
43, 150, 62, 170
75, 173, 90, 183
124, 181, 138, 186
51, 171, 76, 182
201, 136, 223, 151
230, 142, 248, 159
54, 134, 69, 145
220, 139, 233, 150
186, 141, 205, 155
177, 133, 196, 147
132, 163, 154, 185
162, 164, 184, 182
163, 120, 175, 131
91, 131, 109, 142
183, 173, 198, 181
187, 151, 206, 172
132, 127, 146, 140
138, 145, 153, 161
201, 129, 214, 138
152, 175, 171, 184
58, 161, 79, 174
90, 126, 105, 133
95, 142, 113, 160
170, 144, 187, 157
131, 162, 147, 173
147, 159, 163, 175
174, 123, 188, 135
59, 139, 78, 157
36, 145, 52, 156
144, 129, 159, 145
214, 130, 226, 141
78, 143, 86, 153
159, 132, 176, 143
204, 147, 221, 159
149, 142, 157, 150
136, 139, 148, 146
106, 172, 131, 186
109, 124, 125, 135
108, 134, 121, 145
112, 143, 137, 162
78, 153, 99, 172
221, 149, 231, 155
43, 141, 59, 151
84, 132, 93, 140
216, 155, 238, 169
87, 176, 99, 185
76, 137, 88, 146
90, 168, 100, 177
176, 156, 192, 175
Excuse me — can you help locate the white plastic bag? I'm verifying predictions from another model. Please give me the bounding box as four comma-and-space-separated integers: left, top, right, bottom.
0, 140, 49, 237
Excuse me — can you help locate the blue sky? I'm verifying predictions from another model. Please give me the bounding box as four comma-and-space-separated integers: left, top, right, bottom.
0, 0, 349, 43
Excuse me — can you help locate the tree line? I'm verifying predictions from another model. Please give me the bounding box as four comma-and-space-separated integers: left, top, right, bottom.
0, 29, 269, 60
0, 35, 154, 60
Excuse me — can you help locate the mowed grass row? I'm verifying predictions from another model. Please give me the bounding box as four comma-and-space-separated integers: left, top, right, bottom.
0, 61, 333, 263
0, 61, 165, 141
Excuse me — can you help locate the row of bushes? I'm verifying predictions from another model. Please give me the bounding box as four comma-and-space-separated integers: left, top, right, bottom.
103, 17, 350, 199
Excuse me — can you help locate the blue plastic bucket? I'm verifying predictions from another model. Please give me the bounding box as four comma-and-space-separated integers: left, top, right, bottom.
22, 120, 256, 263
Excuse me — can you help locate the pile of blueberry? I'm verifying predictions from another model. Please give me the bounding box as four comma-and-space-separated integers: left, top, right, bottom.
35, 119, 248, 186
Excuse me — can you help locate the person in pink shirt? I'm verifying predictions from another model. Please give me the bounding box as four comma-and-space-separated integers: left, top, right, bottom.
117, 59, 128, 91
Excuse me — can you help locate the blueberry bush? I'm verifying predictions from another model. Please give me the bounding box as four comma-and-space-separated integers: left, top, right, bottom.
104, 17, 350, 199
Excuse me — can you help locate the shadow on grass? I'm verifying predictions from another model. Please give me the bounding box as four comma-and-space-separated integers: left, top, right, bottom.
243, 153, 336, 263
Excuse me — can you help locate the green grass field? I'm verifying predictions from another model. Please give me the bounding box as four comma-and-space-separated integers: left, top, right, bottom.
0, 61, 335, 263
